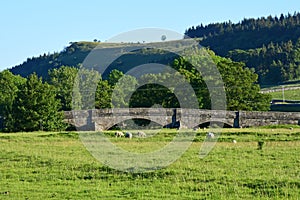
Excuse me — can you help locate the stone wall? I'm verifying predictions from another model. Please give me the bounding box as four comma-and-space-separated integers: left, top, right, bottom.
64, 108, 300, 131
239, 111, 300, 127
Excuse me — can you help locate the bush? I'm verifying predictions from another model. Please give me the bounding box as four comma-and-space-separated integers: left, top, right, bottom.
258, 140, 265, 150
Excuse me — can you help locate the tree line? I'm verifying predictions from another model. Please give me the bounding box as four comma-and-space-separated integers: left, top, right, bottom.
185, 12, 300, 55
0, 49, 271, 132
228, 38, 300, 85
185, 12, 300, 85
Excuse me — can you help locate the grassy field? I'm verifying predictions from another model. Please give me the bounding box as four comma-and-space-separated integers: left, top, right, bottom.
0, 128, 299, 199
261, 84, 300, 100
269, 89, 300, 100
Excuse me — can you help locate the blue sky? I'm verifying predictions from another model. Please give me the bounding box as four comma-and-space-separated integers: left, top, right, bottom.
1, 0, 300, 71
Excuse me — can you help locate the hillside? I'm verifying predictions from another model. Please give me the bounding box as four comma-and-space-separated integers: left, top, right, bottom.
185, 12, 300, 85
10, 42, 98, 78
228, 39, 300, 85
185, 12, 300, 55
9, 41, 181, 79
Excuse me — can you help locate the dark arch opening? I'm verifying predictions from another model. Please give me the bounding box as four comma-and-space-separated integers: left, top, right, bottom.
196, 121, 233, 129
108, 118, 163, 130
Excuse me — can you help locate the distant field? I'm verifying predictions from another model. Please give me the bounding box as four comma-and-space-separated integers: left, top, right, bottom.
0, 128, 299, 199
269, 89, 300, 100
261, 84, 300, 100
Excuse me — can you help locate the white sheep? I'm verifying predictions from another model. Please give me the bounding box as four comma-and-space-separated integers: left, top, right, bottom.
137, 131, 146, 137
206, 132, 215, 139
232, 139, 237, 143
115, 131, 124, 137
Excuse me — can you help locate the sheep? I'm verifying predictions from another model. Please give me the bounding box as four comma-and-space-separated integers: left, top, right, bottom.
115, 131, 124, 137
137, 131, 146, 137
232, 139, 237, 143
206, 132, 215, 139
125, 132, 132, 139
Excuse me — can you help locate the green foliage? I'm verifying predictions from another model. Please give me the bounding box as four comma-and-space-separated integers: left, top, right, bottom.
172, 50, 271, 111
95, 79, 112, 109
45, 57, 270, 111
105, 49, 271, 111
172, 54, 208, 108
228, 39, 300, 85
185, 12, 300, 85
0, 70, 25, 131
48, 66, 114, 110
49, 66, 79, 111
73, 68, 101, 110
11, 74, 66, 132
109, 70, 138, 108
215, 56, 272, 111
257, 140, 265, 150
108, 69, 125, 86
7, 41, 271, 114
186, 12, 300, 55
129, 73, 186, 108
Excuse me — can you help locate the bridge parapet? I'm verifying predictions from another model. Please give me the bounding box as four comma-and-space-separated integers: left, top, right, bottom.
239, 111, 300, 127
64, 108, 300, 131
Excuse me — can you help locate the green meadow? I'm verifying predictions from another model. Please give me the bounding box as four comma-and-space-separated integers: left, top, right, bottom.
270, 88, 300, 101
261, 85, 300, 101
0, 128, 299, 199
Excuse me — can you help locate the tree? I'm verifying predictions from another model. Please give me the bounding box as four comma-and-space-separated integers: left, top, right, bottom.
109, 71, 138, 108
72, 68, 101, 110
108, 69, 124, 86
48, 66, 79, 111
173, 49, 271, 111
185, 12, 300, 57
214, 54, 271, 111
228, 38, 300, 85
129, 73, 182, 108
95, 79, 112, 109
50, 66, 111, 110
12, 74, 65, 132
0, 70, 25, 131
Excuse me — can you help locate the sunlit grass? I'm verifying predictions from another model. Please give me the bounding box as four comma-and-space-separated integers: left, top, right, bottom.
270, 89, 300, 100
0, 129, 299, 199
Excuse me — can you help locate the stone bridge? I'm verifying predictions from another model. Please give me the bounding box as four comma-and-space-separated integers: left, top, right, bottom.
64, 108, 300, 131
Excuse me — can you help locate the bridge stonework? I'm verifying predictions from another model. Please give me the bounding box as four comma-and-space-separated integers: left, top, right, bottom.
64, 108, 300, 131
238, 111, 300, 128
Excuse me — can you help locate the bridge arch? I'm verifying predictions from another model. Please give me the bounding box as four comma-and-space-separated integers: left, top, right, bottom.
195, 120, 233, 128
107, 118, 164, 130
94, 114, 173, 130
